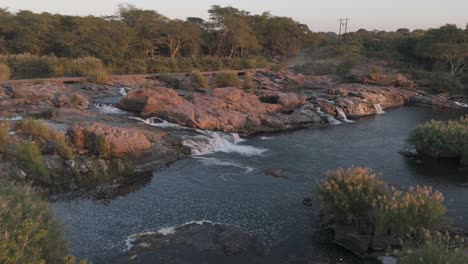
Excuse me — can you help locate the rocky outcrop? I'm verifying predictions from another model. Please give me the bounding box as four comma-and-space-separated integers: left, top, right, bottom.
67, 122, 152, 158
118, 87, 322, 134
122, 222, 264, 263
348, 66, 415, 88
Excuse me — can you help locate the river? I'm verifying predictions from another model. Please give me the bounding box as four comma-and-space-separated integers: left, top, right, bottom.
52, 106, 468, 263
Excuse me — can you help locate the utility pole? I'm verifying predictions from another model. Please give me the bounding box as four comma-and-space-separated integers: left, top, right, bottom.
338, 18, 343, 42
343, 18, 350, 42
338, 18, 350, 43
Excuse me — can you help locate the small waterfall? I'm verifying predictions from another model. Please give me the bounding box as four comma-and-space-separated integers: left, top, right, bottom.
130, 117, 266, 156
336, 107, 354, 123
316, 106, 342, 125
455, 101, 468, 108
118, 87, 129, 97
94, 102, 128, 115
374, 104, 385, 114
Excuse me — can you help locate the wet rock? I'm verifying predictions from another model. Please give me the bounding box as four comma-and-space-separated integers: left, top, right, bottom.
398, 150, 418, 158
303, 197, 313, 207
371, 235, 401, 251
334, 224, 372, 256
123, 222, 264, 262
264, 168, 288, 178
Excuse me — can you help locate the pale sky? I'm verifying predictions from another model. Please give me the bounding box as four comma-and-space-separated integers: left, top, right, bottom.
1, 0, 467, 32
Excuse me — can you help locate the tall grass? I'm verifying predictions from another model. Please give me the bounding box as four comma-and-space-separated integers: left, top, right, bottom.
0, 63, 10, 80
0, 120, 10, 153
318, 167, 447, 235
190, 70, 209, 88
14, 140, 50, 184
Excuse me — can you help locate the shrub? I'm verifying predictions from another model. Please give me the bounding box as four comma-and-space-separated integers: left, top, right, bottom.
16, 118, 74, 158
15, 140, 50, 183
406, 116, 468, 162
318, 167, 387, 223
399, 229, 468, 264
268, 63, 285, 72
190, 70, 209, 88
86, 69, 109, 84
158, 72, 180, 88
375, 186, 446, 235
8, 54, 63, 79
0, 182, 68, 264
65, 57, 105, 77
430, 73, 464, 94
17, 118, 51, 139
243, 72, 254, 89
0, 120, 10, 153
0, 63, 10, 80
95, 134, 108, 156
214, 71, 241, 88
318, 167, 447, 236
122, 58, 147, 74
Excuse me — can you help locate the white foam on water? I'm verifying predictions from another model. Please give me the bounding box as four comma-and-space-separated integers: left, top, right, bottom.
316, 107, 342, 125
336, 107, 355, 123
128, 116, 181, 128
260, 136, 275, 140
130, 117, 266, 156
195, 157, 254, 173
124, 220, 215, 251
94, 102, 128, 115
1, 115, 24, 121
183, 132, 266, 156
374, 103, 386, 114
455, 101, 468, 108
118, 87, 129, 97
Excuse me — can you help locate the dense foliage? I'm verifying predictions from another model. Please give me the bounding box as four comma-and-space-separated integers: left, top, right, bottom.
0, 5, 317, 75
0, 182, 67, 264
407, 116, 468, 163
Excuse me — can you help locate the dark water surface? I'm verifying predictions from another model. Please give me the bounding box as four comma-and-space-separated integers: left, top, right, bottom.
52, 107, 468, 263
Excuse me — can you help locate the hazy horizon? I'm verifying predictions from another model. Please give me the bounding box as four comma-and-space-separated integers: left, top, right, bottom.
1, 0, 467, 32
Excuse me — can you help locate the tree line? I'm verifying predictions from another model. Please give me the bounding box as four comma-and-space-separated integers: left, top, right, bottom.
0, 4, 330, 67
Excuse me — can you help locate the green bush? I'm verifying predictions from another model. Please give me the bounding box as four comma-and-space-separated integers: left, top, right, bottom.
430, 73, 464, 94
0, 182, 68, 264
65, 57, 105, 77
190, 70, 209, 88
7, 54, 63, 79
86, 69, 109, 84
0, 63, 11, 80
122, 58, 147, 74
407, 116, 468, 162
214, 71, 241, 88
158, 72, 180, 88
15, 140, 50, 183
0, 120, 10, 153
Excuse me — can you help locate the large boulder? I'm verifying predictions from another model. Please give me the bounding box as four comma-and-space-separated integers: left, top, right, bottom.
67, 122, 152, 158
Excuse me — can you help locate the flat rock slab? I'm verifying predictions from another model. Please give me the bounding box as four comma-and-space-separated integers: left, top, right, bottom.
120, 222, 265, 264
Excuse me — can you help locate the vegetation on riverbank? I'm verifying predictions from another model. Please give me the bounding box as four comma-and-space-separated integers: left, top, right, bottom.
407, 116, 468, 164
0, 182, 86, 264
317, 167, 467, 262
318, 167, 446, 235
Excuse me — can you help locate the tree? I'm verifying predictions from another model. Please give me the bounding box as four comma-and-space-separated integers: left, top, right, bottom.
159, 20, 202, 59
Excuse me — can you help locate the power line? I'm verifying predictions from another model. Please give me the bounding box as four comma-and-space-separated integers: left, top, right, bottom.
338, 18, 350, 43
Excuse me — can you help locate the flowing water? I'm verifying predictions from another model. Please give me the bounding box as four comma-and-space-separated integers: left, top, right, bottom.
52, 107, 468, 263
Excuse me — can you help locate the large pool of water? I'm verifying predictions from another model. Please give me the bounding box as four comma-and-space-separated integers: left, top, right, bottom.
52, 106, 468, 263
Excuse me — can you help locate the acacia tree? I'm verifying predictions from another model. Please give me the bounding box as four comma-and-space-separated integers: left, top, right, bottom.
160, 20, 202, 59
433, 43, 468, 76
